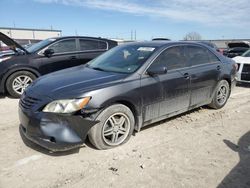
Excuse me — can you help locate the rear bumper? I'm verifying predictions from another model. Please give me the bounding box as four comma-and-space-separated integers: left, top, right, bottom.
19, 107, 97, 152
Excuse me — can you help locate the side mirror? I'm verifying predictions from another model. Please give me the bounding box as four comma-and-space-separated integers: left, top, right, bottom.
147, 64, 167, 76
43, 49, 54, 57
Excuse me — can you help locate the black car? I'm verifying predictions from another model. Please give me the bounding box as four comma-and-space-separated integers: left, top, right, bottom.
223, 47, 249, 58
19, 41, 237, 151
223, 42, 250, 58
0, 32, 117, 97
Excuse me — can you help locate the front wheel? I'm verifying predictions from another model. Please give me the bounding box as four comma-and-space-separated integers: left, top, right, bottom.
88, 104, 135, 150
208, 80, 230, 109
6, 71, 36, 98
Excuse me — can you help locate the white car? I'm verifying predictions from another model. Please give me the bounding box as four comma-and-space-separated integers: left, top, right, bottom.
233, 49, 250, 83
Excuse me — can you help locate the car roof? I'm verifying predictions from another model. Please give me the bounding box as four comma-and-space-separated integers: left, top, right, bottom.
121, 41, 211, 48
49, 36, 116, 42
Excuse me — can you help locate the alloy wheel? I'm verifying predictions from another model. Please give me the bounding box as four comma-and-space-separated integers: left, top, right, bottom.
102, 113, 130, 146
217, 85, 228, 105
12, 75, 33, 95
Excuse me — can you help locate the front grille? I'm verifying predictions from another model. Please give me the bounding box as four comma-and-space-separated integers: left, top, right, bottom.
20, 94, 40, 110
241, 64, 250, 81
242, 64, 250, 72
241, 74, 250, 81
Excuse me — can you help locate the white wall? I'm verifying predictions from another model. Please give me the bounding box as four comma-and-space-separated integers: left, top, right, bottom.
0, 28, 61, 40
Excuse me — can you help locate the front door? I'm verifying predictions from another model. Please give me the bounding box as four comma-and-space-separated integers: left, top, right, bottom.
38, 39, 79, 75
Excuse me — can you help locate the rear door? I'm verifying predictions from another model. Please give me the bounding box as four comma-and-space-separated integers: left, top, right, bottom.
77, 39, 108, 65
38, 38, 79, 74
185, 45, 222, 107
141, 45, 190, 122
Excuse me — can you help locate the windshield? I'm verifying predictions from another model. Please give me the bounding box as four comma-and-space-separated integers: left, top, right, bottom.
87, 44, 157, 74
242, 49, 250, 57
26, 38, 56, 53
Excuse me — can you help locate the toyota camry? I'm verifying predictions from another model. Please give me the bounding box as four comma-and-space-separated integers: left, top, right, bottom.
19, 41, 237, 151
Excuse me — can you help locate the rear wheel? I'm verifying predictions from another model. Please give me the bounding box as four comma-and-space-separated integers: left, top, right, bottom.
88, 104, 135, 150
209, 80, 230, 109
6, 71, 36, 98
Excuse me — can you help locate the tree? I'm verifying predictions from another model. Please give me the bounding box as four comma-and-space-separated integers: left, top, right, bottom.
183, 32, 202, 41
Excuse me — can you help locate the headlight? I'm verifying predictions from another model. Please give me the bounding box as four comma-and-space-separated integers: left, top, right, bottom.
43, 97, 91, 113
0, 56, 12, 63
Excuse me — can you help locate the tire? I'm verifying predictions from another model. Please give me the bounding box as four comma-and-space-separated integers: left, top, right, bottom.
88, 104, 135, 150
208, 80, 230, 109
6, 71, 36, 98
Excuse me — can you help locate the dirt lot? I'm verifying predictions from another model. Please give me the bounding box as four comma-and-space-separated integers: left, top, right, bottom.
0, 85, 250, 188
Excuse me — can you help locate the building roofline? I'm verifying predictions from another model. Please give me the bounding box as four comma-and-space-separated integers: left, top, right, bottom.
0, 27, 62, 32
190, 39, 250, 42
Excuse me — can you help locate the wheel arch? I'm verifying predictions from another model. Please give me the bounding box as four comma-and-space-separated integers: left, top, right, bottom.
220, 75, 232, 95
222, 76, 231, 88
100, 98, 141, 132
2, 67, 40, 91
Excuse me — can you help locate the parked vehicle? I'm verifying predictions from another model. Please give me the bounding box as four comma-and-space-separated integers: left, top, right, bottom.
19, 41, 237, 151
223, 47, 249, 58
223, 42, 250, 58
152, 38, 170, 41
0, 32, 117, 97
233, 49, 250, 83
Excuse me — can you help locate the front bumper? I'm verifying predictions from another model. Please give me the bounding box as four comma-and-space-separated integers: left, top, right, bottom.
0, 76, 5, 94
19, 107, 97, 152
236, 63, 250, 83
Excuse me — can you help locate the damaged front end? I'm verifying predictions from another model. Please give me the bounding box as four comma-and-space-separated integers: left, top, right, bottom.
18, 93, 98, 152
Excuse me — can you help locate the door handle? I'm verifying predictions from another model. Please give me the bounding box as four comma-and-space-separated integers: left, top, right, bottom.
217, 65, 221, 71
183, 73, 190, 79
70, 56, 77, 60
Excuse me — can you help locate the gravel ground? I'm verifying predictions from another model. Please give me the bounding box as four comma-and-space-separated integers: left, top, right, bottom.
0, 85, 250, 188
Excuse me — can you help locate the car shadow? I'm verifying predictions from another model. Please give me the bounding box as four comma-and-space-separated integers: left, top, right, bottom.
0, 94, 6, 99
19, 126, 83, 156
236, 82, 250, 88
140, 107, 204, 132
0, 93, 18, 99
217, 131, 250, 188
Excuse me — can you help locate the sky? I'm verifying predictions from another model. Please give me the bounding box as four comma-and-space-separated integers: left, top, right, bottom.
1, 0, 250, 40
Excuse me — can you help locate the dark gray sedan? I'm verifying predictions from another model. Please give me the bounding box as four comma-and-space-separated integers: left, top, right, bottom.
19, 41, 237, 151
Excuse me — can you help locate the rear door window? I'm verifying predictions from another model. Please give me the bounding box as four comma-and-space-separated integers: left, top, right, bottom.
186, 45, 217, 66
79, 39, 107, 51
49, 39, 77, 54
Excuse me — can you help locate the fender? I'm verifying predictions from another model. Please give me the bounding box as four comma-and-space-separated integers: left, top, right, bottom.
0, 66, 41, 94
98, 96, 143, 132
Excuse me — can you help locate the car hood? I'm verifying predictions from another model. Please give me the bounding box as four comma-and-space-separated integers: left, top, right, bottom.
28, 66, 128, 99
233, 56, 250, 65
0, 32, 28, 54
